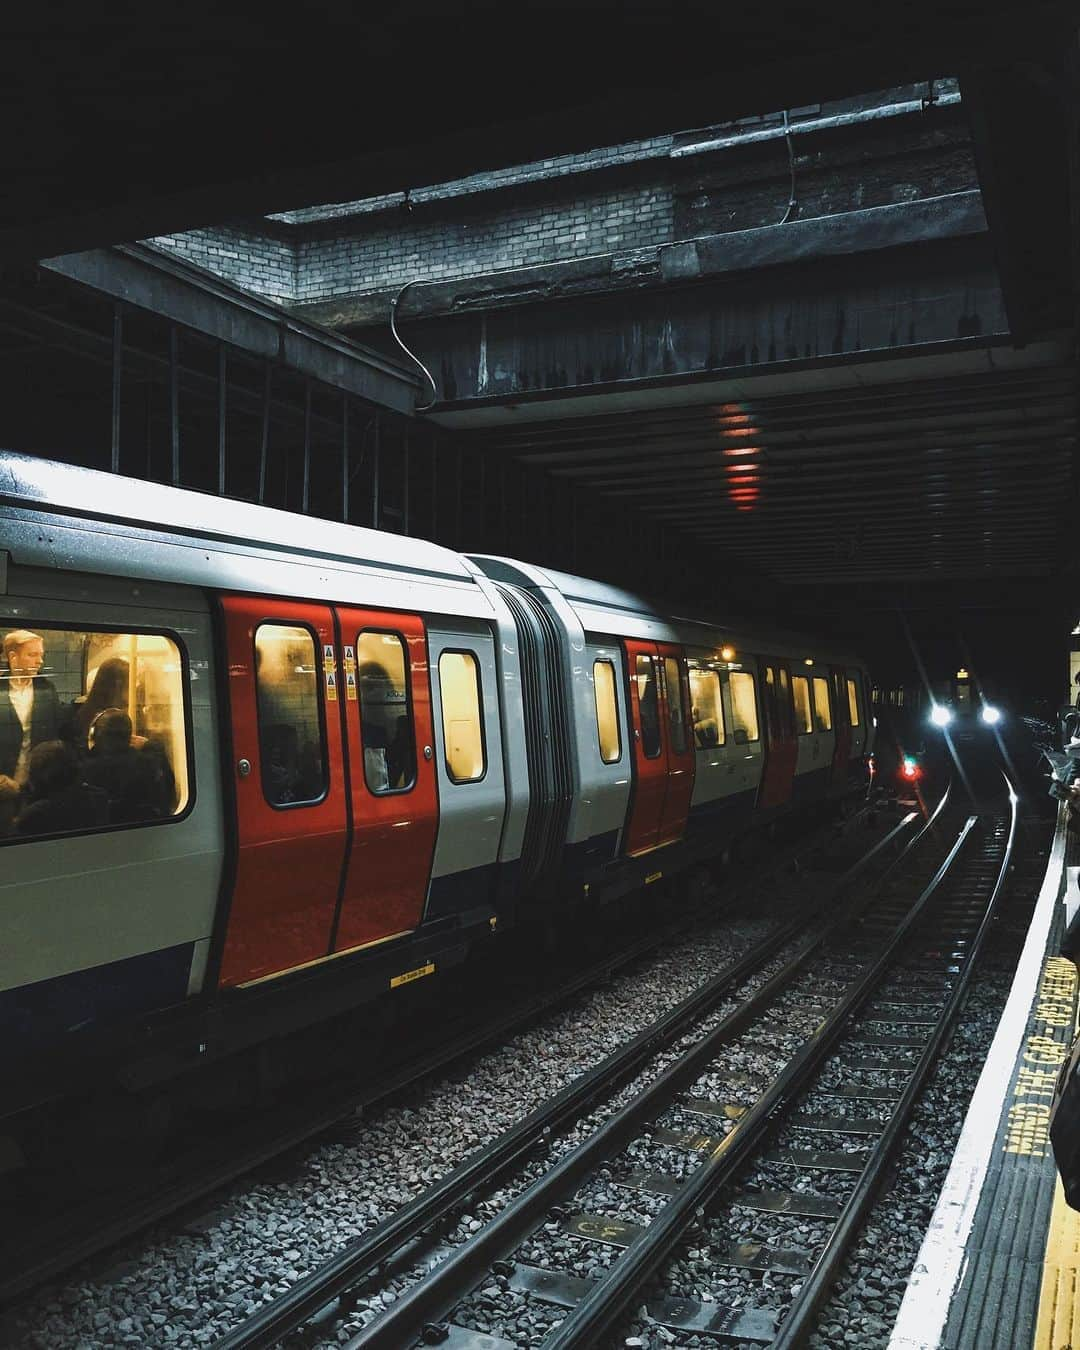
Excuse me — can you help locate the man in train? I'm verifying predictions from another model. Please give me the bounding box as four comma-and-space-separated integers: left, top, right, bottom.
0, 629, 60, 785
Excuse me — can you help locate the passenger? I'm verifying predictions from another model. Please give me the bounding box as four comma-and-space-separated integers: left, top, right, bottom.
692, 705, 720, 748
82, 709, 171, 823
0, 629, 60, 786
66, 657, 144, 751
0, 774, 21, 837
386, 715, 413, 789
14, 741, 107, 837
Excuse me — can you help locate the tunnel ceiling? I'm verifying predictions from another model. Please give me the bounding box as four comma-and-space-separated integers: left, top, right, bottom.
469, 356, 1078, 587
0, 2, 1069, 261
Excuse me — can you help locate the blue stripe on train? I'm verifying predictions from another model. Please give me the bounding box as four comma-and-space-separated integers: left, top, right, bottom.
791, 764, 831, 803
1, 941, 194, 1055
425, 862, 500, 921
685, 787, 758, 838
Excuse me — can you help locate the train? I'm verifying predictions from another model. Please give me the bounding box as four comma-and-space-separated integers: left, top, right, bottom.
0, 452, 873, 1150
872, 671, 1005, 732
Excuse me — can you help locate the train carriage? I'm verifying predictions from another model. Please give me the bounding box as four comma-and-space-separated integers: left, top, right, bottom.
0, 452, 871, 1138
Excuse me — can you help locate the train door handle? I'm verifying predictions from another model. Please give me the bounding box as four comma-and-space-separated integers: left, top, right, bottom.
237, 758, 252, 778
423, 745, 433, 760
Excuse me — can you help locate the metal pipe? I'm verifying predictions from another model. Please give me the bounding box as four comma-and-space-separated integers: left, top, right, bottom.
110, 306, 122, 473
217, 344, 227, 495
302, 378, 311, 513
670, 90, 962, 158
389, 279, 438, 411
402, 423, 410, 535
169, 326, 179, 486
341, 394, 350, 523
372, 412, 381, 528
258, 363, 271, 504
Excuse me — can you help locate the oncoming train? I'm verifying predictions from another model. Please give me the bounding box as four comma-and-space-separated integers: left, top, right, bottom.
0, 454, 872, 1142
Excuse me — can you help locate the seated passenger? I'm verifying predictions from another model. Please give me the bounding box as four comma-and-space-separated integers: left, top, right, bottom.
82, 709, 171, 823
15, 741, 108, 837
0, 774, 21, 837
692, 706, 720, 748
62, 657, 146, 752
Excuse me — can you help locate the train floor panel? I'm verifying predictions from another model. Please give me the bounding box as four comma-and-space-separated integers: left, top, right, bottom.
887, 803, 1077, 1350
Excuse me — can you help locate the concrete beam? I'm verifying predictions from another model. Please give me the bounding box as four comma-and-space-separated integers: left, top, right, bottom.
661, 192, 987, 281
40, 245, 420, 415
367, 232, 1010, 418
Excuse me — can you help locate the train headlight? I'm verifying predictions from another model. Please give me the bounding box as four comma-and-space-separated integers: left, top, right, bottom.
981, 704, 1002, 726
929, 704, 953, 728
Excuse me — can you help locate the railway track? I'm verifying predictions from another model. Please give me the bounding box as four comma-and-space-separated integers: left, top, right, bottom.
0, 799, 886, 1308
210, 791, 957, 1349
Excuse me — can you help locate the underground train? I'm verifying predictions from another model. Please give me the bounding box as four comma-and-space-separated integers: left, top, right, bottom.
0, 453, 872, 1135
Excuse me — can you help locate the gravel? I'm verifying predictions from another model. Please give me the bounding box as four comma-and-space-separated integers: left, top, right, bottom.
0, 810, 905, 1350
1, 900, 787, 1348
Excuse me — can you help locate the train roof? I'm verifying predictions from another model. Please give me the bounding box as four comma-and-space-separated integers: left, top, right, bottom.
0, 452, 494, 619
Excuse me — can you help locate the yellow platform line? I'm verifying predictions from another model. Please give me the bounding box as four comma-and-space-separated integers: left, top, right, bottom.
1035, 1173, 1080, 1349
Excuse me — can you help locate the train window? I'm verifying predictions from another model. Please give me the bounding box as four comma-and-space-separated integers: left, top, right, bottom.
255, 624, 326, 807
593, 660, 621, 764
689, 667, 725, 747
439, 650, 486, 782
812, 676, 832, 731
664, 657, 688, 754
635, 655, 662, 758
356, 631, 415, 793
729, 671, 760, 743
792, 675, 813, 734
847, 676, 861, 727
0, 624, 191, 843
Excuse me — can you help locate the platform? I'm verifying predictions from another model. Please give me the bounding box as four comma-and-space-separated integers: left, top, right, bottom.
888, 801, 1079, 1350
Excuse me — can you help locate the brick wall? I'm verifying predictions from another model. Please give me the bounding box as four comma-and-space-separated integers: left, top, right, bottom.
291, 180, 672, 304
149, 223, 296, 304
151, 168, 674, 306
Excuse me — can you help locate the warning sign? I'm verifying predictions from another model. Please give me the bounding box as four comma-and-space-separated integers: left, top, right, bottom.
326, 670, 337, 701
390, 962, 435, 989
323, 644, 335, 663
344, 645, 356, 672
346, 670, 357, 701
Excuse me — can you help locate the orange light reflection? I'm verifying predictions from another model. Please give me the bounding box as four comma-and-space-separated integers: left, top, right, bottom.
717, 405, 763, 512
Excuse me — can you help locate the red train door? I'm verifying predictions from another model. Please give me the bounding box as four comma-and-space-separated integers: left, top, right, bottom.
758, 659, 798, 809
217, 596, 348, 988
332, 610, 439, 952
623, 640, 696, 856
656, 643, 696, 845
624, 640, 667, 855
828, 665, 852, 793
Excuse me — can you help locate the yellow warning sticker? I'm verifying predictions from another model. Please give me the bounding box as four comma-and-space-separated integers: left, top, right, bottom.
1005, 956, 1078, 1157
390, 961, 435, 989
344, 645, 356, 672
645, 871, 663, 885
325, 670, 337, 702
346, 670, 357, 701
